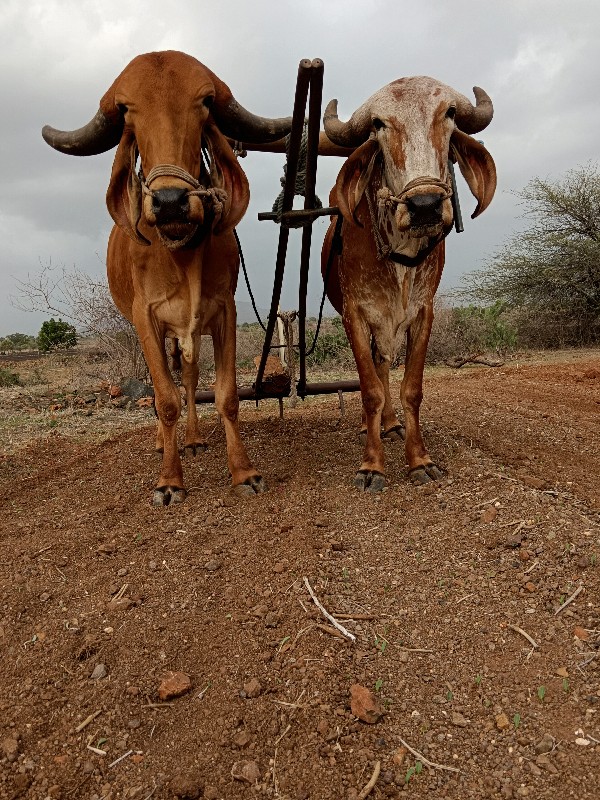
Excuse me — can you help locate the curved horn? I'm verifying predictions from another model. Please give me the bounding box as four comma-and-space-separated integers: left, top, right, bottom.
322, 99, 371, 148
455, 86, 494, 135
211, 77, 292, 144
42, 108, 123, 156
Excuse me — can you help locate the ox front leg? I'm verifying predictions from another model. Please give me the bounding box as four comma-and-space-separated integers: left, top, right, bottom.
345, 313, 386, 492
181, 351, 208, 456
374, 351, 405, 442
134, 309, 186, 506
212, 303, 266, 496
402, 307, 443, 485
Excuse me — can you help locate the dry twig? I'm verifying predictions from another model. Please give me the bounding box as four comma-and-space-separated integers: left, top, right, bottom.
109, 749, 133, 768
397, 736, 460, 773
554, 585, 584, 615
75, 710, 102, 733
303, 577, 356, 642
508, 624, 539, 649
357, 760, 381, 799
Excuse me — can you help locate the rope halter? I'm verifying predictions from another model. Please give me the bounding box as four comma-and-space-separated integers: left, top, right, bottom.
375, 175, 452, 211
140, 164, 229, 250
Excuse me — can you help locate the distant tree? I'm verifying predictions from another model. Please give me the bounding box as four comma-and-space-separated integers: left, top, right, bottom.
37, 318, 77, 352
456, 164, 600, 345
0, 332, 37, 351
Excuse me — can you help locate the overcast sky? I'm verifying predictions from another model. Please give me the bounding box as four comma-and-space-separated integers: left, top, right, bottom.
1, 0, 599, 335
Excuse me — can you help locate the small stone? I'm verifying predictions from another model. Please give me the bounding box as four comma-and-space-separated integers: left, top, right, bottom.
158, 671, 192, 701
273, 562, 286, 573
574, 626, 589, 641
231, 759, 261, 784
204, 789, 219, 800
117, 568, 128, 577
577, 555, 590, 569
90, 663, 108, 680
555, 667, 569, 678
204, 560, 222, 572
534, 733, 554, 755
128, 718, 141, 729
481, 507, 498, 523
495, 712, 510, 731
82, 760, 95, 774
525, 582, 536, 592
519, 550, 531, 562
350, 684, 383, 724
243, 678, 262, 698
521, 475, 546, 489
107, 597, 134, 612
451, 711, 468, 727
233, 731, 251, 748
317, 719, 329, 736
528, 761, 542, 777
2, 737, 20, 762
40, 591, 52, 602
393, 746, 408, 766
170, 771, 203, 798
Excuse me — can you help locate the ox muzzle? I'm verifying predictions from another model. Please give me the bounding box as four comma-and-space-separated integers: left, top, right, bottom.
141, 164, 227, 249
378, 176, 453, 237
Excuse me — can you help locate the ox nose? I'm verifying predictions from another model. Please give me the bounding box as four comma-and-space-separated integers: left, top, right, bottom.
405, 193, 443, 225
152, 188, 190, 223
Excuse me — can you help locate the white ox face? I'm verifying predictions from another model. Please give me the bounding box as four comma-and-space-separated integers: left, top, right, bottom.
327, 76, 496, 266
370, 78, 456, 234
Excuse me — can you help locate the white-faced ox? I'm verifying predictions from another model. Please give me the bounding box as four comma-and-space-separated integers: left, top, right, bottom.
43, 51, 292, 505
321, 76, 496, 491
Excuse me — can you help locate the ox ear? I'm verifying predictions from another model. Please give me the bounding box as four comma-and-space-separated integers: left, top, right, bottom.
450, 130, 497, 218
203, 121, 249, 233
334, 136, 380, 226
105, 129, 150, 246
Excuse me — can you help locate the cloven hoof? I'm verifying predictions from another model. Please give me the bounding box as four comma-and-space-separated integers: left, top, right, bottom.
183, 442, 208, 457
233, 475, 267, 497
408, 463, 443, 485
354, 470, 386, 493
152, 486, 187, 507
381, 424, 405, 442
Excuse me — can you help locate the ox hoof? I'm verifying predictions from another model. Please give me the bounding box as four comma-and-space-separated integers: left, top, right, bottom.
152, 486, 187, 507
409, 463, 443, 485
354, 470, 386, 493
183, 442, 208, 457
233, 475, 267, 497
382, 424, 405, 442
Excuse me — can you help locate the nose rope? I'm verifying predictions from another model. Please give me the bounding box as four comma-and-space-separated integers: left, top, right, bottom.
140, 163, 229, 250
366, 170, 452, 262
376, 176, 452, 209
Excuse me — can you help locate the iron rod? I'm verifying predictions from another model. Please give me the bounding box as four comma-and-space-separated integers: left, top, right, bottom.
195, 379, 361, 404
298, 59, 324, 398
258, 206, 339, 224
254, 60, 312, 394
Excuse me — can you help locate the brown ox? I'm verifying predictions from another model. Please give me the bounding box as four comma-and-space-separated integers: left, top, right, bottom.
321, 77, 496, 491
43, 51, 291, 505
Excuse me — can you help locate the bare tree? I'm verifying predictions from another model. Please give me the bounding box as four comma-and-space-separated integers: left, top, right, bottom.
456, 163, 600, 346
12, 260, 147, 378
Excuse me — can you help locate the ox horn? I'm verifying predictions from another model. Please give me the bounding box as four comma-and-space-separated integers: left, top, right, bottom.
454, 86, 494, 135
42, 109, 123, 156
322, 99, 371, 148
211, 78, 292, 144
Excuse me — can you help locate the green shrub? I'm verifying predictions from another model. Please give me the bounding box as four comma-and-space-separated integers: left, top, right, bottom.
37, 318, 78, 352
0, 368, 21, 387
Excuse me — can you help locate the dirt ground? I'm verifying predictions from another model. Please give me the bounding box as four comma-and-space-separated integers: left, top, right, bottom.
1, 349, 599, 800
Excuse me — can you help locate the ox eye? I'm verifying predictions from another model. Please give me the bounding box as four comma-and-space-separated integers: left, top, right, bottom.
372, 118, 385, 131
203, 96, 214, 108
446, 106, 456, 120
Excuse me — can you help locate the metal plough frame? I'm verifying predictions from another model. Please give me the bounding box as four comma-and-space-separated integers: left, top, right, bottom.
195, 58, 463, 407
